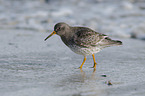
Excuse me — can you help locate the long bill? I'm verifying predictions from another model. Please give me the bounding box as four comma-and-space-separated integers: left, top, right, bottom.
44, 31, 56, 41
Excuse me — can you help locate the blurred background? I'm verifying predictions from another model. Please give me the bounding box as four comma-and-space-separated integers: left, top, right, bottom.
0, 0, 145, 40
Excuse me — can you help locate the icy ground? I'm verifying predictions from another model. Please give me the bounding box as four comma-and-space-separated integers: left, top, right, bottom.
0, 0, 145, 39
0, 0, 145, 96
0, 30, 145, 96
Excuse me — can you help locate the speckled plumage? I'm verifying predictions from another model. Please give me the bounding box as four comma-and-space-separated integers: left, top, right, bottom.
45, 22, 122, 68
56, 23, 122, 56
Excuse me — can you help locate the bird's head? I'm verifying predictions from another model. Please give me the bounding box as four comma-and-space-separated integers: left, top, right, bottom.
44, 22, 70, 41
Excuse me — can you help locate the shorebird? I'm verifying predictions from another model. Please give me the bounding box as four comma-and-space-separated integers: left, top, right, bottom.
44, 22, 122, 69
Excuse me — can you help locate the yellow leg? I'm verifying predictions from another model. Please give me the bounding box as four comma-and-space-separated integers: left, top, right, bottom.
92, 54, 97, 69
79, 56, 86, 69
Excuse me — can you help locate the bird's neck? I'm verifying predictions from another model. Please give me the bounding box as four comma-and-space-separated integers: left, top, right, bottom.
60, 30, 74, 46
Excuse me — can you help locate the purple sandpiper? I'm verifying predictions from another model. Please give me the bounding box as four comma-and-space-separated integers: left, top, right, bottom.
45, 22, 122, 69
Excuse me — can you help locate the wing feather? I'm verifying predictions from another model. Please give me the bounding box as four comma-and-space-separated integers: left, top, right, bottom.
73, 28, 107, 47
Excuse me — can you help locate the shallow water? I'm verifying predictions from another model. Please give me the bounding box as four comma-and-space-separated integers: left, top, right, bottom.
0, 30, 145, 96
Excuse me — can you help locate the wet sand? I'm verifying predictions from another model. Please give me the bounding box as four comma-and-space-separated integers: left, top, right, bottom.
0, 30, 145, 96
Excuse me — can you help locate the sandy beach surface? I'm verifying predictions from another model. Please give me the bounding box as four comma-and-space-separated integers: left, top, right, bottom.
0, 29, 145, 96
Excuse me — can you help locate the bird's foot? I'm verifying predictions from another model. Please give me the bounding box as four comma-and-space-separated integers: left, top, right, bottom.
90, 62, 97, 69
78, 66, 82, 69
74, 67, 82, 69
90, 66, 96, 69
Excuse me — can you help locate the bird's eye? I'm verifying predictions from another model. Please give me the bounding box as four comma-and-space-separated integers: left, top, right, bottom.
57, 27, 61, 31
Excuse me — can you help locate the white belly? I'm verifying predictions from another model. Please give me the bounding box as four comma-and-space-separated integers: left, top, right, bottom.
68, 45, 101, 56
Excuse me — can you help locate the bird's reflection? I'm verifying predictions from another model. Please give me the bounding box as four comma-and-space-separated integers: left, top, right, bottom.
79, 68, 96, 82
57, 68, 97, 87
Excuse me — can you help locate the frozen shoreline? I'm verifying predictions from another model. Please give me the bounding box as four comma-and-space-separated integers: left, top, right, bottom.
0, 0, 145, 95
0, 29, 145, 96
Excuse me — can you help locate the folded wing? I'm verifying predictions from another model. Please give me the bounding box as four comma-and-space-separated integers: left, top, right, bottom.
73, 29, 108, 48
73, 28, 122, 48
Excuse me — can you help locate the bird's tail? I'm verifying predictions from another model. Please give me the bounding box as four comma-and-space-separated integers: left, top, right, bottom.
99, 37, 122, 47
113, 40, 122, 45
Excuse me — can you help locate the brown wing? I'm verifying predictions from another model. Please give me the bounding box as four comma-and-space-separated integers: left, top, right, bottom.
73, 27, 108, 48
